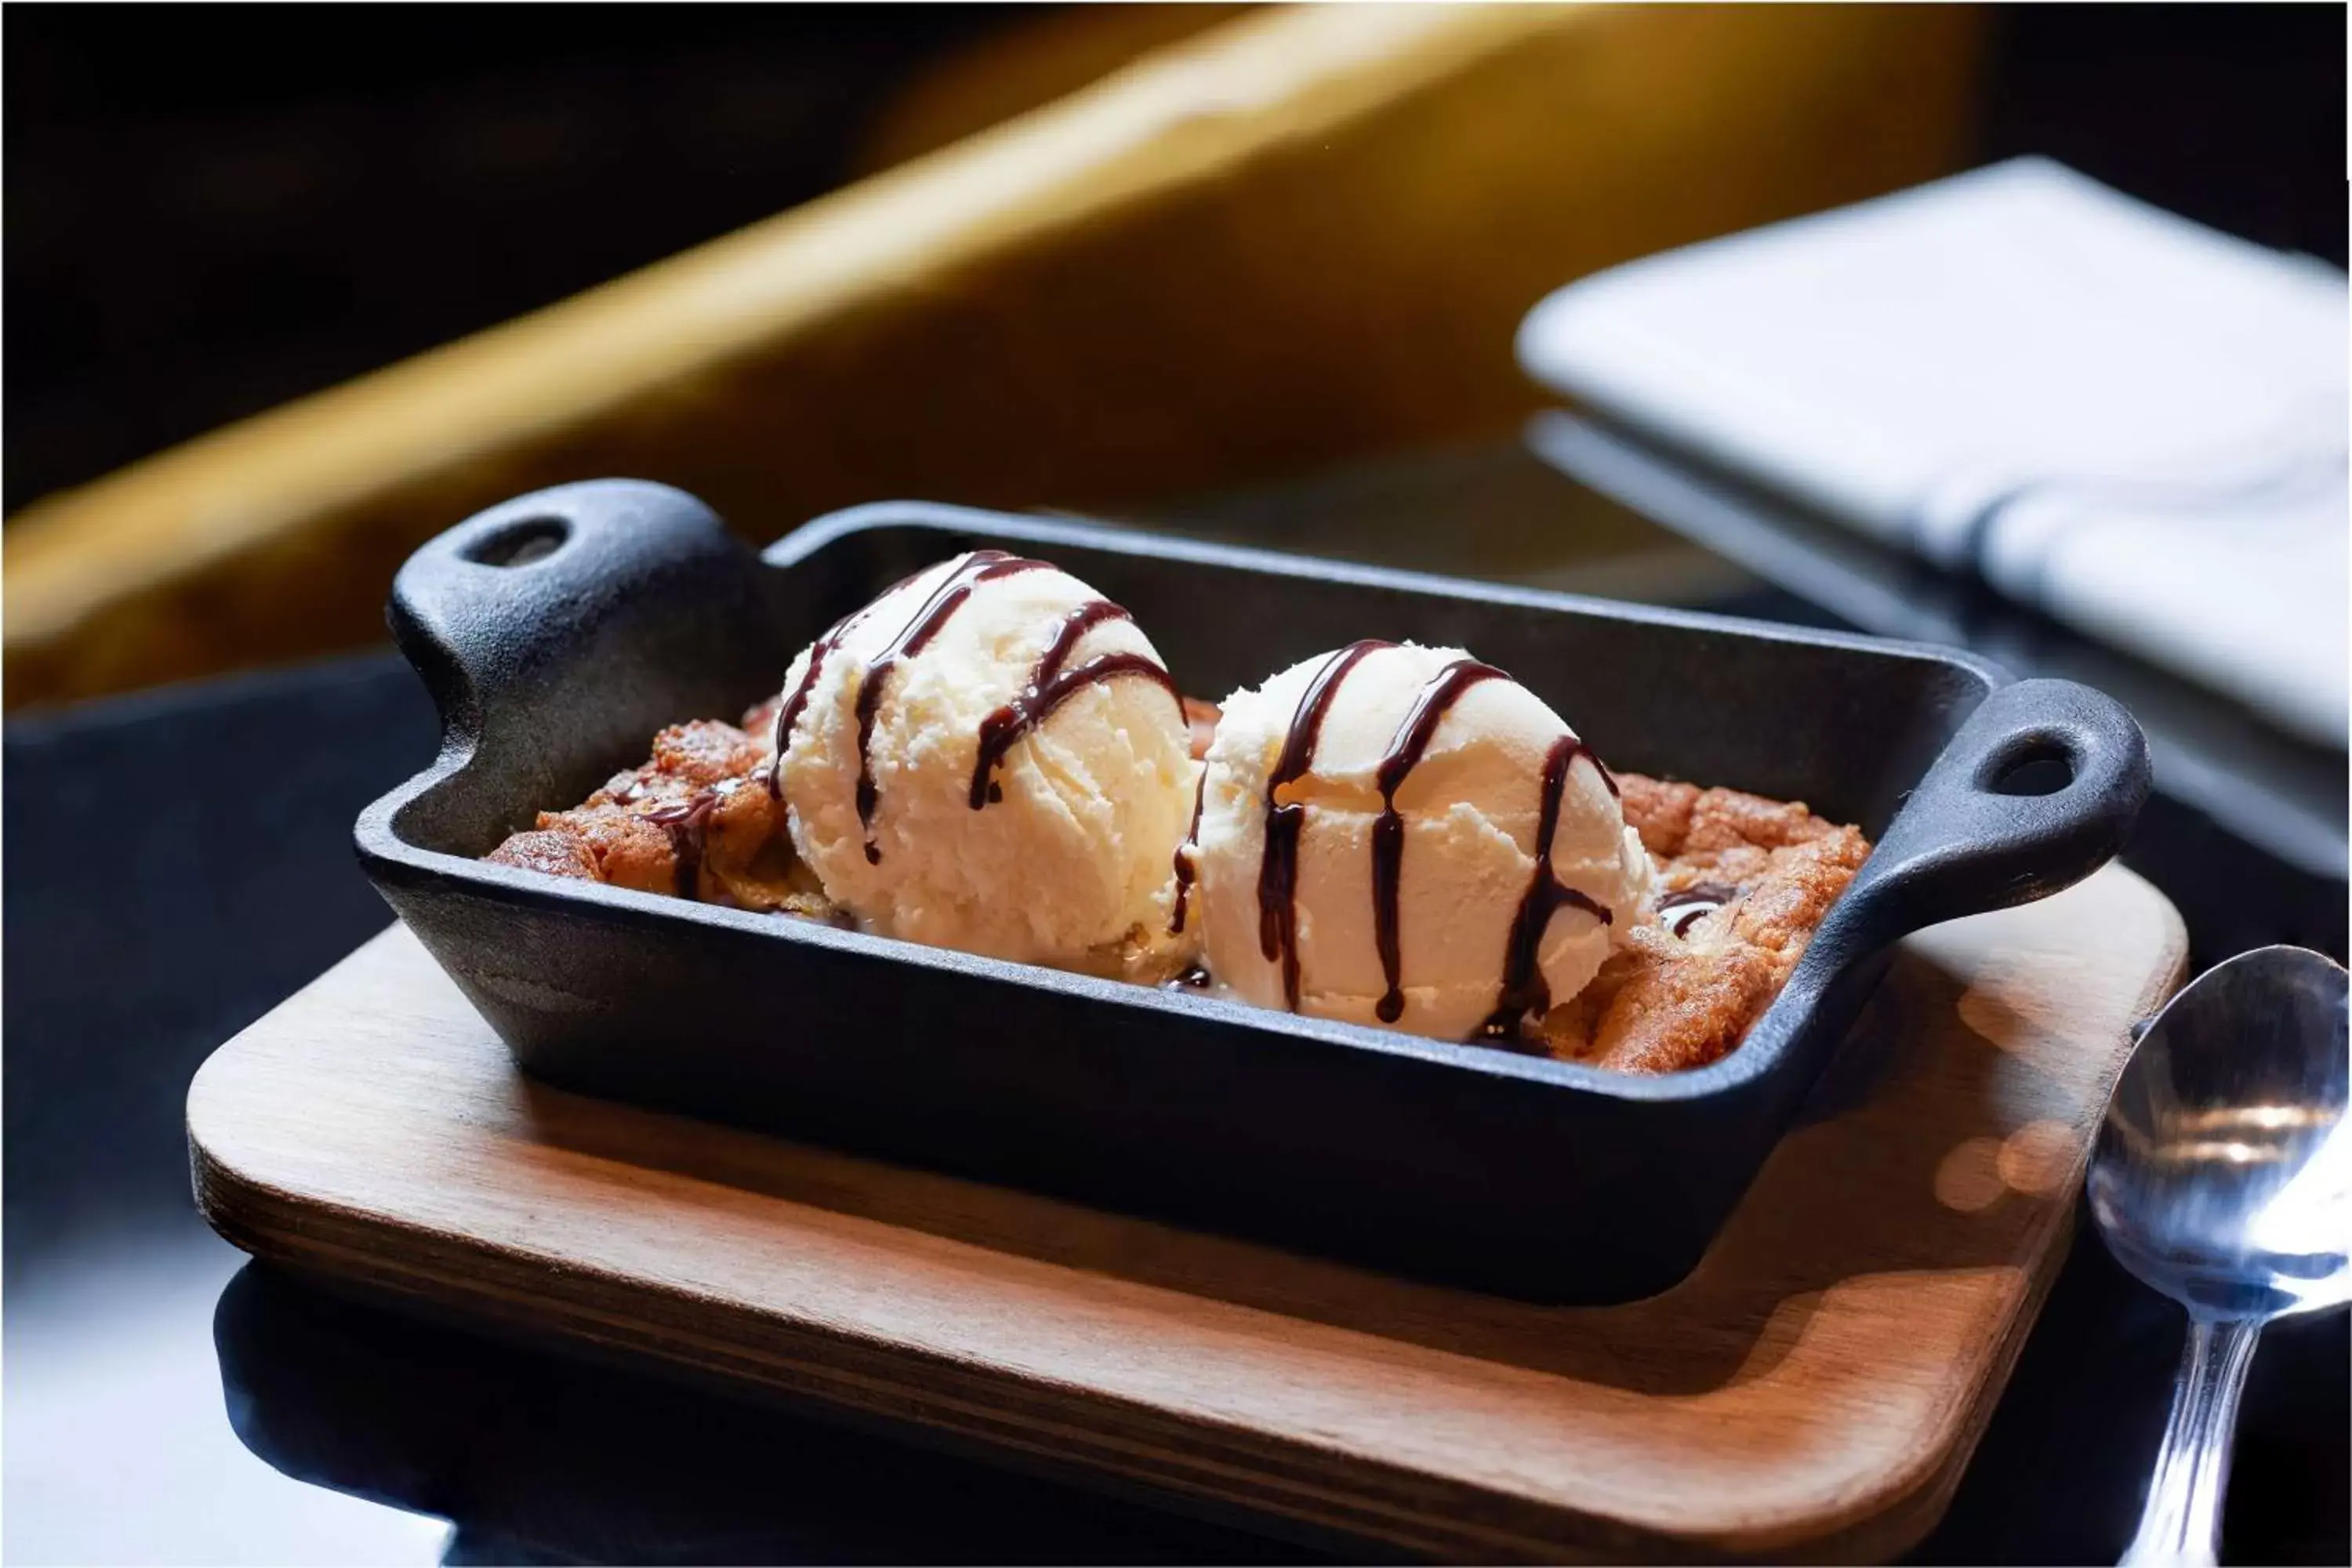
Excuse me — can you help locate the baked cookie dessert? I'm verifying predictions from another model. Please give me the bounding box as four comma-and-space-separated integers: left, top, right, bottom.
485, 554, 1873, 1075
485, 705, 827, 919
488, 716, 1867, 1077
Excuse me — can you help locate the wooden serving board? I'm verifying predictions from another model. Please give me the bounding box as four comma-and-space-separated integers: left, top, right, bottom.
189, 864, 2184, 1563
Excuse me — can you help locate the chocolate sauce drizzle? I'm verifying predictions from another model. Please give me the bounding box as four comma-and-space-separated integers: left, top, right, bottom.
1256, 640, 1393, 1011
644, 781, 735, 898
767, 552, 1184, 867
1242, 644, 1618, 1036
967, 600, 1179, 809
1588, 750, 1621, 799
768, 610, 859, 800
1170, 765, 1207, 935
1478, 734, 1613, 1041
1658, 880, 1739, 938
850, 550, 1049, 862
1370, 658, 1507, 1022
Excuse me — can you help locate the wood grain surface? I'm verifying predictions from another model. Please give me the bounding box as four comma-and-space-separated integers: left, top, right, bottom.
188, 862, 2180, 1563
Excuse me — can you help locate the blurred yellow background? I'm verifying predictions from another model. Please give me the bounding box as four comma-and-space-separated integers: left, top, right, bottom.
4, 3, 1984, 710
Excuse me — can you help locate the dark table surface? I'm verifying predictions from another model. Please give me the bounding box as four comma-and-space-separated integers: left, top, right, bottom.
6, 443, 2345, 1565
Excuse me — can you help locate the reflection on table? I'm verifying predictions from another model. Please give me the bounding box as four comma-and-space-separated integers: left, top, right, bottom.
215, 1263, 1319, 1566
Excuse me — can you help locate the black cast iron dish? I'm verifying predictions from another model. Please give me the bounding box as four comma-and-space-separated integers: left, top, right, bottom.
359, 481, 2151, 1302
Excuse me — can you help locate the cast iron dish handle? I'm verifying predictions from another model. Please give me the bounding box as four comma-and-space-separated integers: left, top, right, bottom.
387, 479, 775, 753
1830, 677, 2151, 952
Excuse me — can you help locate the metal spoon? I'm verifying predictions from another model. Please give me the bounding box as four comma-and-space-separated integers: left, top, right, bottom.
2088, 945, 2349, 1566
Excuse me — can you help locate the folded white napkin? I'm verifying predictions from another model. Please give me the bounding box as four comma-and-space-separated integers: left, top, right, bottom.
1517, 158, 2350, 750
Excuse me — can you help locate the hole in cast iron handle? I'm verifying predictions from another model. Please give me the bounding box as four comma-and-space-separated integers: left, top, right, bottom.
1980, 731, 2078, 797
460, 517, 571, 568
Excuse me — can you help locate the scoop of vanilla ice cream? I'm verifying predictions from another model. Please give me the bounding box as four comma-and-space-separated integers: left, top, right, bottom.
773, 553, 1198, 971
1188, 642, 1651, 1039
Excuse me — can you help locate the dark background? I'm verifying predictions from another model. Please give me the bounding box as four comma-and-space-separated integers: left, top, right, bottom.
6, 3, 2346, 516
4, 5, 1014, 513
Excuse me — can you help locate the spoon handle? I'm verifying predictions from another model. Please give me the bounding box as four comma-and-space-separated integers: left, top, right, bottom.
2120, 1316, 2263, 1566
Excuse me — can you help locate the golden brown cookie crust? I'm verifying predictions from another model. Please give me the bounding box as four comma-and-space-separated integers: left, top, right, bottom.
1546, 777, 1871, 1074
485, 704, 831, 916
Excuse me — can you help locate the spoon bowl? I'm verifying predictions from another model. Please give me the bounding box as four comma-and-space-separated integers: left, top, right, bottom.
2088, 944, 2348, 1565
2090, 946, 2350, 1319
